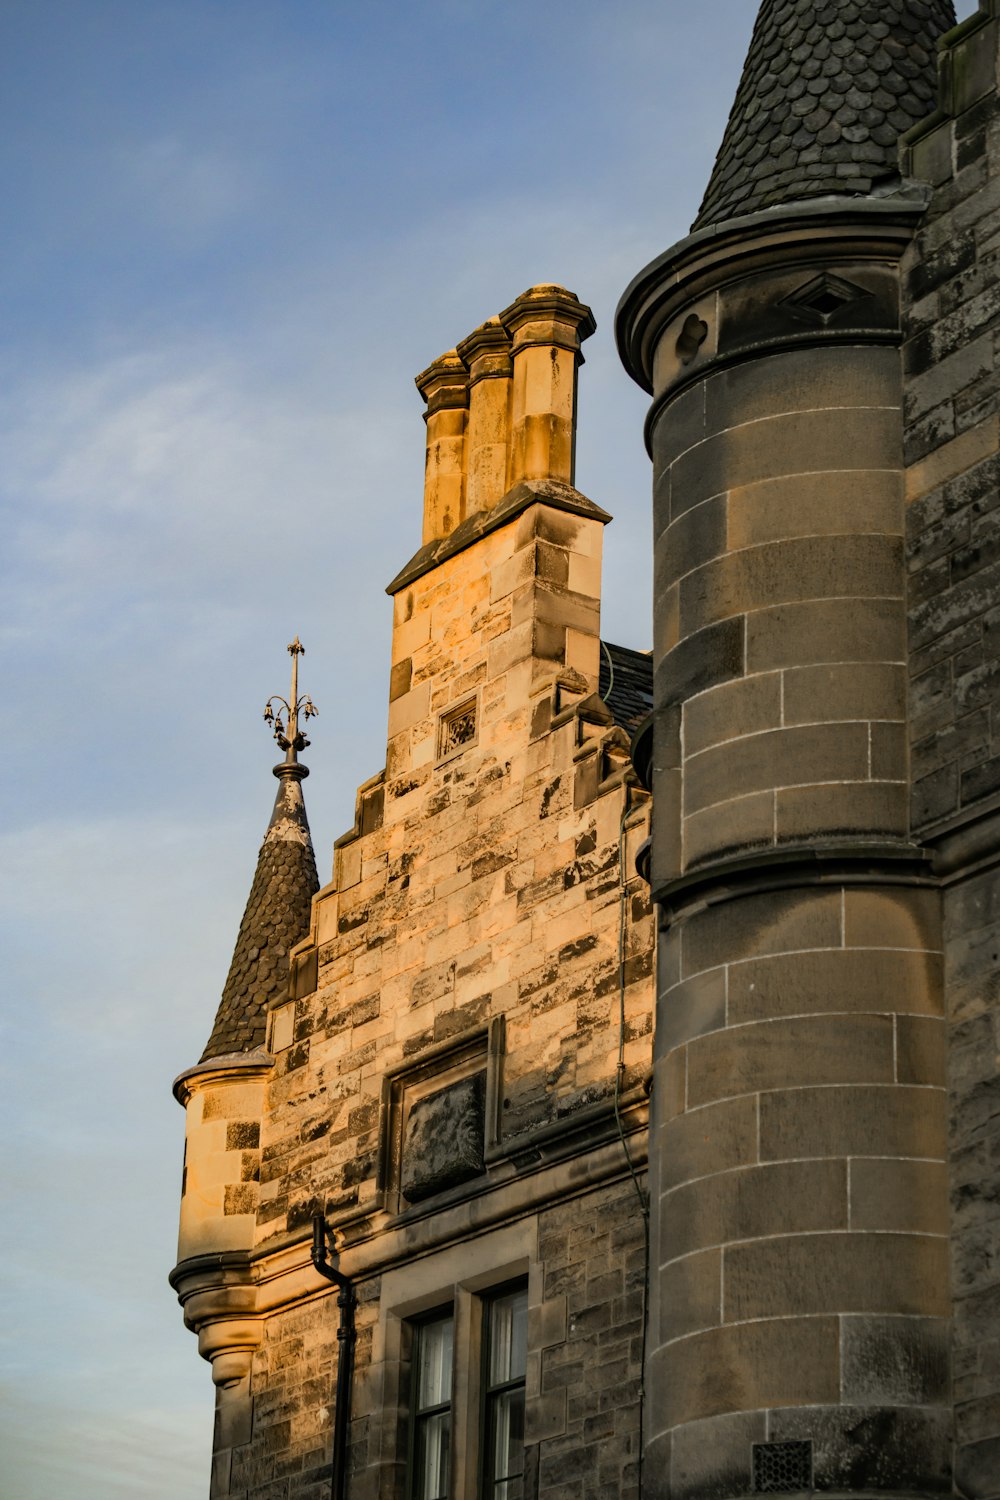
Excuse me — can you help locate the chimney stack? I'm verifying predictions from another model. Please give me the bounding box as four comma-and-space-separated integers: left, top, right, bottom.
500, 285, 595, 488
415, 351, 468, 545
455, 317, 513, 514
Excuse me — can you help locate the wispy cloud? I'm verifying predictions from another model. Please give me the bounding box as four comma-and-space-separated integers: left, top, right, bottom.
0, 1389, 208, 1500
115, 135, 259, 242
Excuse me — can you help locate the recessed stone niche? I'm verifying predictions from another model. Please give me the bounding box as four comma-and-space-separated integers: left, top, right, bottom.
378, 1022, 501, 1214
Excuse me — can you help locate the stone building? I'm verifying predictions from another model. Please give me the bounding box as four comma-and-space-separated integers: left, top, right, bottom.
172, 4, 1000, 1500
616, 1, 1000, 1497
172, 285, 655, 1500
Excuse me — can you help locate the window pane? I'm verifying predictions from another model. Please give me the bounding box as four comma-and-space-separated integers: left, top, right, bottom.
417, 1316, 454, 1410
488, 1288, 528, 1385
489, 1387, 525, 1485
415, 1411, 451, 1500
484, 1286, 527, 1500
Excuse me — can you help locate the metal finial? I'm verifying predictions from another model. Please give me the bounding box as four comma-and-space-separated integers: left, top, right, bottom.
263, 636, 318, 757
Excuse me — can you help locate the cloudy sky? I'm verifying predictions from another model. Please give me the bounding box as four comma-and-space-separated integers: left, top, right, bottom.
0, 2, 976, 1494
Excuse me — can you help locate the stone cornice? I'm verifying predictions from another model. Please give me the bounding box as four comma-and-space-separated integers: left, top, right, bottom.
615, 193, 928, 398
385, 479, 612, 596
172, 1047, 274, 1106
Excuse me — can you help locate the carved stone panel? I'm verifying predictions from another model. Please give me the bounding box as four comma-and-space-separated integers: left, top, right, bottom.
401, 1072, 486, 1202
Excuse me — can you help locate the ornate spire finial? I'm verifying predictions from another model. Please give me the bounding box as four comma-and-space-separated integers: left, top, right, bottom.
201, 637, 320, 1062
263, 636, 318, 762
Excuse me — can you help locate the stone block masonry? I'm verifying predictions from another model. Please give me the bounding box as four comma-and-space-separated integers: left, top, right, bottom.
904, 4, 1000, 836
171, 287, 654, 1500
903, 9, 1000, 1495
616, 3, 962, 1484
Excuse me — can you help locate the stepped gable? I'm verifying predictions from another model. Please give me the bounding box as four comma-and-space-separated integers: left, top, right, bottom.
600, 640, 653, 735
694, 0, 956, 231
201, 762, 318, 1062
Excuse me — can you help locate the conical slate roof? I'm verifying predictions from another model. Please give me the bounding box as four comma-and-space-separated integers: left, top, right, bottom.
201, 760, 319, 1062
694, 0, 956, 231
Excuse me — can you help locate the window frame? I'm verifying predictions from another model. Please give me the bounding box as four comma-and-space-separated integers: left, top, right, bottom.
478, 1281, 529, 1500
367, 1221, 534, 1500
407, 1307, 456, 1500
401, 1278, 531, 1500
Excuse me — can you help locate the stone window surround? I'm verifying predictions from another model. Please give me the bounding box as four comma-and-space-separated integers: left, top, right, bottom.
378, 1020, 504, 1217
371, 1220, 536, 1500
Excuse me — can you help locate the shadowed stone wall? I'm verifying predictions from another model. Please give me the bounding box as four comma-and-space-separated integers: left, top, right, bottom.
618, 184, 952, 1497
902, 8, 1000, 1496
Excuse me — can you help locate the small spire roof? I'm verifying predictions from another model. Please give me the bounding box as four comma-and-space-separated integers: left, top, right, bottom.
694, 0, 956, 231
201, 641, 320, 1063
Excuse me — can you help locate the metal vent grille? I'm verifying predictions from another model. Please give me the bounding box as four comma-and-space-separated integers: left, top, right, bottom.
752, 1440, 813, 1493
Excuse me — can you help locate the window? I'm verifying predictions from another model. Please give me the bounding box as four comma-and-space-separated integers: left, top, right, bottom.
405, 1280, 528, 1500
482, 1286, 528, 1500
411, 1312, 454, 1500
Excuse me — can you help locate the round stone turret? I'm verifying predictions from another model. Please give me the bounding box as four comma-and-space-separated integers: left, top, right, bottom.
618, 4, 956, 1497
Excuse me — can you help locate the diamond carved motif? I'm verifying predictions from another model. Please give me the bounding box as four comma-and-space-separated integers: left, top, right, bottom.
781, 272, 870, 327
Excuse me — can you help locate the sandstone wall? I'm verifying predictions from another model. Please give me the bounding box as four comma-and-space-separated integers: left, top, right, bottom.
203, 494, 654, 1499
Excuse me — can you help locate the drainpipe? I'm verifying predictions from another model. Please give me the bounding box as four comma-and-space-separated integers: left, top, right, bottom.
312, 1215, 357, 1500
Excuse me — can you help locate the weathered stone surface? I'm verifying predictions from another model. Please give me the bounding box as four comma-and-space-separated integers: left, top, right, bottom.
724, 1232, 950, 1321
661, 1159, 847, 1261
767, 1404, 952, 1493
400, 1072, 486, 1201
902, 19, 1000, 1490
905, 18, 1000, 838
841, 1315, 951, 1406
653, 1316, 841, 1427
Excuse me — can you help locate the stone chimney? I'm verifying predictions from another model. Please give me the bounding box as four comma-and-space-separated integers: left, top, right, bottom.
500, 284, 595, 488
415, 287, 595, 548
455, 317, 513, 513
415, 351, 469, 545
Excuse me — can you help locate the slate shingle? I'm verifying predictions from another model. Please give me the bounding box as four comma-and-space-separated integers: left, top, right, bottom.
201, 764, 319, 1062
694, 0, 956, 231
600, 641, 654, 736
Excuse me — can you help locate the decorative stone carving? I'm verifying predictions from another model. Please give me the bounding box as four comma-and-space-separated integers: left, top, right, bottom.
401, 1072, 486, 1202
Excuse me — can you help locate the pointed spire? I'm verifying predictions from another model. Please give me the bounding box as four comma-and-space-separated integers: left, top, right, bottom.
694, 0, 956, 232
201, 641, 320, 1062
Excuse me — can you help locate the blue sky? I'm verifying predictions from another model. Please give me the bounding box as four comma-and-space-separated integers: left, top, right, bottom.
0, 2, 977, 1494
